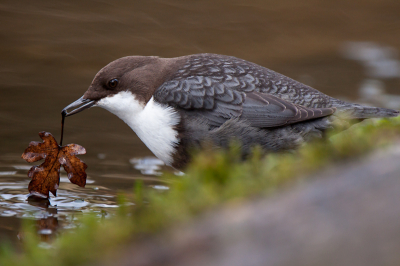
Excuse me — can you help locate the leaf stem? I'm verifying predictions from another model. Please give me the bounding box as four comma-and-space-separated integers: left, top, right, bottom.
60, 111, 66, 146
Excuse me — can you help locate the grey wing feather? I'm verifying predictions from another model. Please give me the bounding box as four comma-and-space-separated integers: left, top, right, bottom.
154, 54, 340, 127
241, 92, 336, 128
155, 76, 245, 127
155, 76, 335, 128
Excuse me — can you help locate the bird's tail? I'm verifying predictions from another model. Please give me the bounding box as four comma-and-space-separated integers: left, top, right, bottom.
334, 103, 399, 119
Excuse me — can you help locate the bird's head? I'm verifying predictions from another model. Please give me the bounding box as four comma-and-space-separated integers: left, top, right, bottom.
62, 56, 173, 118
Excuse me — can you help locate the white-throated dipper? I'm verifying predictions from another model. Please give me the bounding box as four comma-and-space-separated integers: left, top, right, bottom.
62, 53, 399, 169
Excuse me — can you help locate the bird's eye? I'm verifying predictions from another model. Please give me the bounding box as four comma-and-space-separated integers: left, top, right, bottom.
107, 78, 119, 88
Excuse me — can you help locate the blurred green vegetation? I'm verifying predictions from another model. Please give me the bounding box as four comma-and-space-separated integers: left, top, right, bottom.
1, 116, 400, 266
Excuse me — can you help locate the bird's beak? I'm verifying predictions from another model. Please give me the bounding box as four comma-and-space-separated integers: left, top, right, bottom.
61, 96, 95, 117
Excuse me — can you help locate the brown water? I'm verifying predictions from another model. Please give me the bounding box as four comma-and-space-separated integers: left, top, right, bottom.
1, 0, 400, 247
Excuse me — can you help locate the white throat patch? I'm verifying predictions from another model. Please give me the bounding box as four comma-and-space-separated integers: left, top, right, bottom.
96, 91, 180, 166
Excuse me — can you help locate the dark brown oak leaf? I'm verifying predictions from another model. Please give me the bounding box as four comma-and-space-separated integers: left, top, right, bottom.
21, 131, 87, 198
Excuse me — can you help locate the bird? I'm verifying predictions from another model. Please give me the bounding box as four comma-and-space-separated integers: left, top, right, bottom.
62, 53, 399, 169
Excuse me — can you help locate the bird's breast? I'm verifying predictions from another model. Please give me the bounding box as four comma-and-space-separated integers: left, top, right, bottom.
96, 91, 181, 166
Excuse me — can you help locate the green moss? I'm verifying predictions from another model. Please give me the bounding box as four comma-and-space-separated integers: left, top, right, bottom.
1, 116, 400, 266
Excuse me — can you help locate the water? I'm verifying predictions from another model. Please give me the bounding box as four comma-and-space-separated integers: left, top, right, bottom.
0, 155, 170, 246
0, 0, 399, 247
